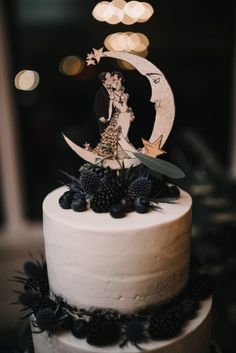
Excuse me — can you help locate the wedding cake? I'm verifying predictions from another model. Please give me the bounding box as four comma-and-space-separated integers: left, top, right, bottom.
15, 50, 213, 353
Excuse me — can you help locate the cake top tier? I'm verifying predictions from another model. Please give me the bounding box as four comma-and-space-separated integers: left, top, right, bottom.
44, 186, 192, 232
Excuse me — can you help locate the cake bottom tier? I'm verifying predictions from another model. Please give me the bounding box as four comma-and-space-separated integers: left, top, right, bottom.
32, 298, 212, 353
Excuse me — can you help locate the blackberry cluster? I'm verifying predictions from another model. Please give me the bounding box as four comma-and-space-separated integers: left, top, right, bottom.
148, 309, 182, 340
16, 257, 213, 348
79, 170, 101, 196
87, 316, 121, 347
90, 177, 124, 213
128, 177, 152, 199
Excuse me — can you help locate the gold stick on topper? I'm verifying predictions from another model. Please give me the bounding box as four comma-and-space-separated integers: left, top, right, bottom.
63, 49, 175, 169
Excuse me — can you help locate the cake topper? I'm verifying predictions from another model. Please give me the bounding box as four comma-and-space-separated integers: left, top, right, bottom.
63, 48, 183, 178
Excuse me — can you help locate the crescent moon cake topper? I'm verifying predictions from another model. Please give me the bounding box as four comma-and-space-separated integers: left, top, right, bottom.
63, 47, 176, 170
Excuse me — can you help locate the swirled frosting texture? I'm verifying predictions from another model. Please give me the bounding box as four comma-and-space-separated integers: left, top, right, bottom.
43, 186, 192, 313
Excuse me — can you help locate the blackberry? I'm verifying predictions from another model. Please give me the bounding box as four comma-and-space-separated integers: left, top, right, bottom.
87, 317, 121, 347
128, 177, 152, 199
35, 307, 58, 331
148, 309, 182, 340
79, 170, 101, 196
90, 177, 124, 213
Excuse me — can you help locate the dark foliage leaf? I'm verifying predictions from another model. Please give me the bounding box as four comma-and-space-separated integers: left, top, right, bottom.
133, 153, 185, 179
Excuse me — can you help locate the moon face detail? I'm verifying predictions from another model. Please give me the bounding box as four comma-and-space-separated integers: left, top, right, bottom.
63, 50, 175, 169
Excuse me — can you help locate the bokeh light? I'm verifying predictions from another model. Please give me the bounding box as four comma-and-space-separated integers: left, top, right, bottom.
104, 32, 150, 53
123, 1, 145, 20
137, 2, 154, 23
14, 70, 40, 91
59, 56, 85, 76
92, 1, 154, 24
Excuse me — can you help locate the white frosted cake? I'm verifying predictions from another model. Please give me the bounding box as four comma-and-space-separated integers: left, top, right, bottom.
31, 186, 212, 353
43, 186, 192, 313
14, 49, 213, 353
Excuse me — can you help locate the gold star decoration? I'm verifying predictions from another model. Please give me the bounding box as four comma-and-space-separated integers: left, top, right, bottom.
86, 48, 105, 66
86, 53, 94, 60
142, 135, 166, 157
92, 47, 104, 63
86, 59, 96, 66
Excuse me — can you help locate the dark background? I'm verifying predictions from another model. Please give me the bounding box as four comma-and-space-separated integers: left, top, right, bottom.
0, 1, 236, 352
2, 0, 235, 219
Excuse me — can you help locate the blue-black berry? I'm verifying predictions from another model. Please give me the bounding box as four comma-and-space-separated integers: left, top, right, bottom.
109, 204, 126, 218
133, 197, 150, 214
59, 191, 72, 209
90, 177, 124, 213
69, 181, 81, 193
72, 192, 84, 201
168, 185, 180, 199
119, 197, 133, 212
71, 198, 87, 212
71, 319, 88, 339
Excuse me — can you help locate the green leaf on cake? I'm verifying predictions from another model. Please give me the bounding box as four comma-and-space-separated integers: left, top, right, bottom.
133, 153, 185, 179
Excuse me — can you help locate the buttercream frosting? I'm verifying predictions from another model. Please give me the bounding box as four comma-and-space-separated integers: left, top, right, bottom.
43, 186, 192, 313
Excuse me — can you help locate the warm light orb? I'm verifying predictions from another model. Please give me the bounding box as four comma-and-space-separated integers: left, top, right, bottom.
92, 1, 110, 22
135, 32, 149, 52
111, 33, 130, 51
104, 32, 150, 54
117, 59, 135, 70
104, 4, 124, 24
59, 56, 84, 76
93, 1, 154, 24
138, 2, 154, 22
104, 33, 114, 50
14, 70, 40, 91
111, 0, 127, 9
121, 14, 137, 25
124, 1, 145, 20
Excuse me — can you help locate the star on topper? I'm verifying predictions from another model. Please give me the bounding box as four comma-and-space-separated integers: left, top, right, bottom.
142, 135, 166, 157
86, 47, 105, 66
